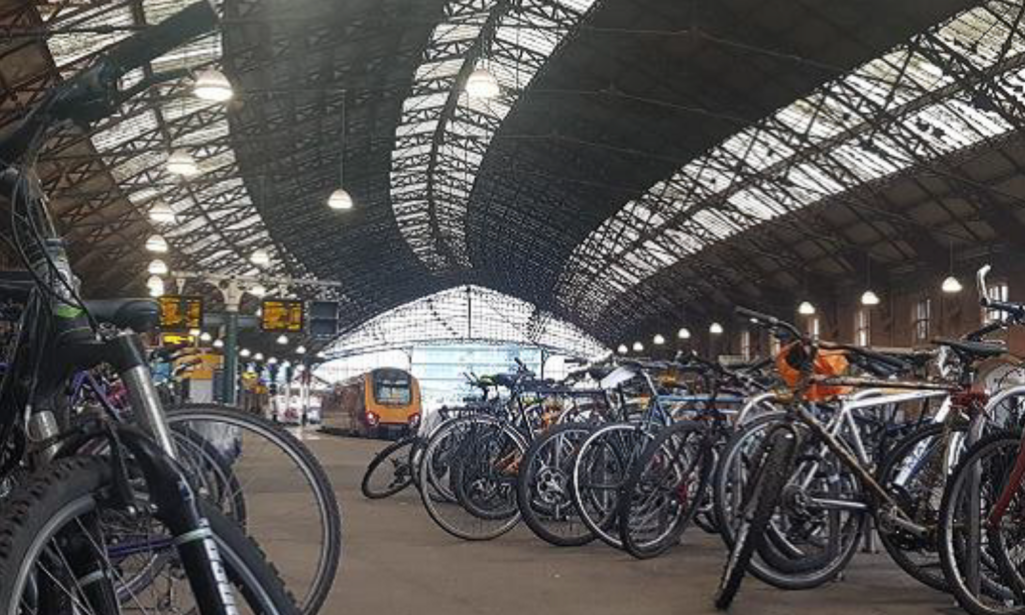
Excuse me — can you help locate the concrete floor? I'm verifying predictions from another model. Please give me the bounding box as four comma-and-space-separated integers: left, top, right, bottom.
299, 432, 955, 615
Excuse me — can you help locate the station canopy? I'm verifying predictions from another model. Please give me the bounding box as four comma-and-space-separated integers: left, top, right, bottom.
7, 0, 1024, 343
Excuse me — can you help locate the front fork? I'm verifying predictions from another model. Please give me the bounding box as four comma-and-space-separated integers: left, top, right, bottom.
49, 331, 238, 615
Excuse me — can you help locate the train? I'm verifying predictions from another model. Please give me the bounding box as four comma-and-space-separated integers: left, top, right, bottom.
321, 367, 421, 438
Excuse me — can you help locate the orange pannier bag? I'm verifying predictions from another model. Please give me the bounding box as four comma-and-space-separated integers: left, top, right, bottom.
775, 341, 851, 401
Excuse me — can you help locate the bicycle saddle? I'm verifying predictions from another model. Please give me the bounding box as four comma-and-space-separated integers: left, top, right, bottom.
85, 298, 160, 333
931, 338, 1006, 359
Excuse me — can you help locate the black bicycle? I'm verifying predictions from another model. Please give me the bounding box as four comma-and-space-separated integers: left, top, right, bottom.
0, 3, 298, 613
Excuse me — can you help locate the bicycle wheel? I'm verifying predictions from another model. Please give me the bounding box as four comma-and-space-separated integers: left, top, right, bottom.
166, 404, 341, 615
715, 411, 866, 589
619, 421, 710, 559
571, 422, 654, 549
939, 428, 1025, 615
875, 420, 967, 591
419, 415, 525, 540
0, 456, 300, 615
714, 426, 796, 610
361, 436, 416, 499
517, 423, 596, 546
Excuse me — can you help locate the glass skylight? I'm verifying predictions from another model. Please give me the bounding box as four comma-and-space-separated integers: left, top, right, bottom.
390, 0, 598, 273
557, 0, 1025, 326
326, 285, 607, 359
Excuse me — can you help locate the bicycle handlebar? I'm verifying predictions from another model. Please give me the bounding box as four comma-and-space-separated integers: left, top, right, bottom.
734, 306, 801, 338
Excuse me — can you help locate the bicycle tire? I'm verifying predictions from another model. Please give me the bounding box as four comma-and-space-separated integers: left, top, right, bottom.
875, 420, 965, 592
939, 428, 1025, 615
418, 415, 525, 540
0, 456, 300, 615
166, 403, 341, 615
517, 423, 596, 547
361, 436, 416, 499
714, 426, 796, 610
619, 421, 710, 559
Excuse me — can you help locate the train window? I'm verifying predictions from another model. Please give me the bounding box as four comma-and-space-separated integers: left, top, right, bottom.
374, 372, 412, 405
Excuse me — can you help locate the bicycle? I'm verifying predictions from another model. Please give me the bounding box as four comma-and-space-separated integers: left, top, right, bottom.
713, 304, 1004, 609
0, 4, 299, 613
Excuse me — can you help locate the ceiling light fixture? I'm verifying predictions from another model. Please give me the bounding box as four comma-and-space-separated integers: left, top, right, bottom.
942, 240, 962, 294
199, 332, 212, 342
466, 67, 500, 99
617, 344, 628, 354
193, 69, 234, 102
166, 149, 200, 176
250, 249, 270, 268
296, 345, 307, 355
709, 322, 724, 335
213, 339, 225, 349
148, 259, 169, 275
145, 234, 168, 253
328, 91, 355, 210
653, 334, 665, 346
862, 254, 880, 306
276, 334, 289, 345
942, 276, 963, 294
861, 290, 881, 306
632, 341, 644, 352
254, 352, 265, 362
798, 301, 816, 315
240, 348, 251, 358
250, 284, 267, 297
677, 327, 691, 340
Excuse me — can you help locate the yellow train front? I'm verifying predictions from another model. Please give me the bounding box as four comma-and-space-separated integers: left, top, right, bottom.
323, 368, 421, 439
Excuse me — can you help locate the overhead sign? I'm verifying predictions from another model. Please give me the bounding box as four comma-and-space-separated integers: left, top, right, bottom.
159, 295, 203, 331
261, 299, 305, 332
309, 300, 339, 338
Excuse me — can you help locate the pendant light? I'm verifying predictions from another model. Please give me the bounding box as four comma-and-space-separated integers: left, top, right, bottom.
250, 249, 270, 268
798, 301, 816, 315
632, 341, 644, 352
213, 339, 225, 349
941, 240, 963, 294
145, 234, 168, 253
149, 202, 177, 224
250, 284, 267, 297
653, 333, 666, 346
193, 69, 234, 102
148, 283, 164, 298
296, 345, 307, 355
146, 275, 163, 289
466, 67, 500, 99
677, 327, 691, 340
276, 334, 289, 345
709, 322, 724, 335
316, 351, 327, 359
254, 352, 265, 362
199, 331, 213, 342
166, 149, 200, 176
328, 91, 355, 210
861, 254, 880, 306
148, 259, 169, 275
268, 357, 279, 365
240, 348, 252, 358
617, 344, 628, 354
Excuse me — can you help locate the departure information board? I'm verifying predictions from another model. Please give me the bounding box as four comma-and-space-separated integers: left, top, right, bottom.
159, 295, 203, 330
260, 299, 304, 332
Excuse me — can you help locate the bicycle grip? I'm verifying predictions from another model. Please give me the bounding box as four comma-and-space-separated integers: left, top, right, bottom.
104, 2, 219, 76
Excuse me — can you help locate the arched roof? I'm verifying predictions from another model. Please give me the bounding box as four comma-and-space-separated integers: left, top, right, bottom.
323, 284, 607, 358
10, 0, 1025, 346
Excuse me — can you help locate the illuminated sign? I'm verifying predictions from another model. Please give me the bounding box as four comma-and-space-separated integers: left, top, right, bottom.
261, 299, 304, 332
159, 295, 203, 330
